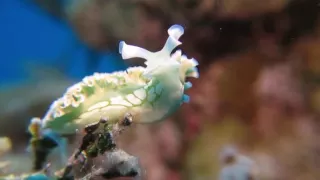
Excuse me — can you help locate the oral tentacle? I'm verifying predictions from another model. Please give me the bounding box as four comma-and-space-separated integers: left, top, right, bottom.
118, 41, 152, 60
160, 24, 184, 55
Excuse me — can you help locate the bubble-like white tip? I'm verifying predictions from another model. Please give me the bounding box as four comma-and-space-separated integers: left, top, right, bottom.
184, 82, 193, 90
31, 117, 42, 125
190, 58, 199, 66
175, 50, 182, 56
168, 24, 185, 40
183, 94, 190, 103
119, 41, 125, 54
187, 67, 200, 78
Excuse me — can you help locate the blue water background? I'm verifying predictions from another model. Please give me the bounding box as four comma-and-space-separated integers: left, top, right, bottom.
0, 0, 127, 87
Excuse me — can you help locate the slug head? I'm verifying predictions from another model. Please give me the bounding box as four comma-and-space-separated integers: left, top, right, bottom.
118, 24, 199, 83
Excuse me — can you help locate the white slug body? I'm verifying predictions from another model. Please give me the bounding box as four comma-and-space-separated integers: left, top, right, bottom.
30, 24, 199, 135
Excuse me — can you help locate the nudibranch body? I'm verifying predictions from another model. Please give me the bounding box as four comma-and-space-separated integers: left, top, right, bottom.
29, 24, 199, 135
